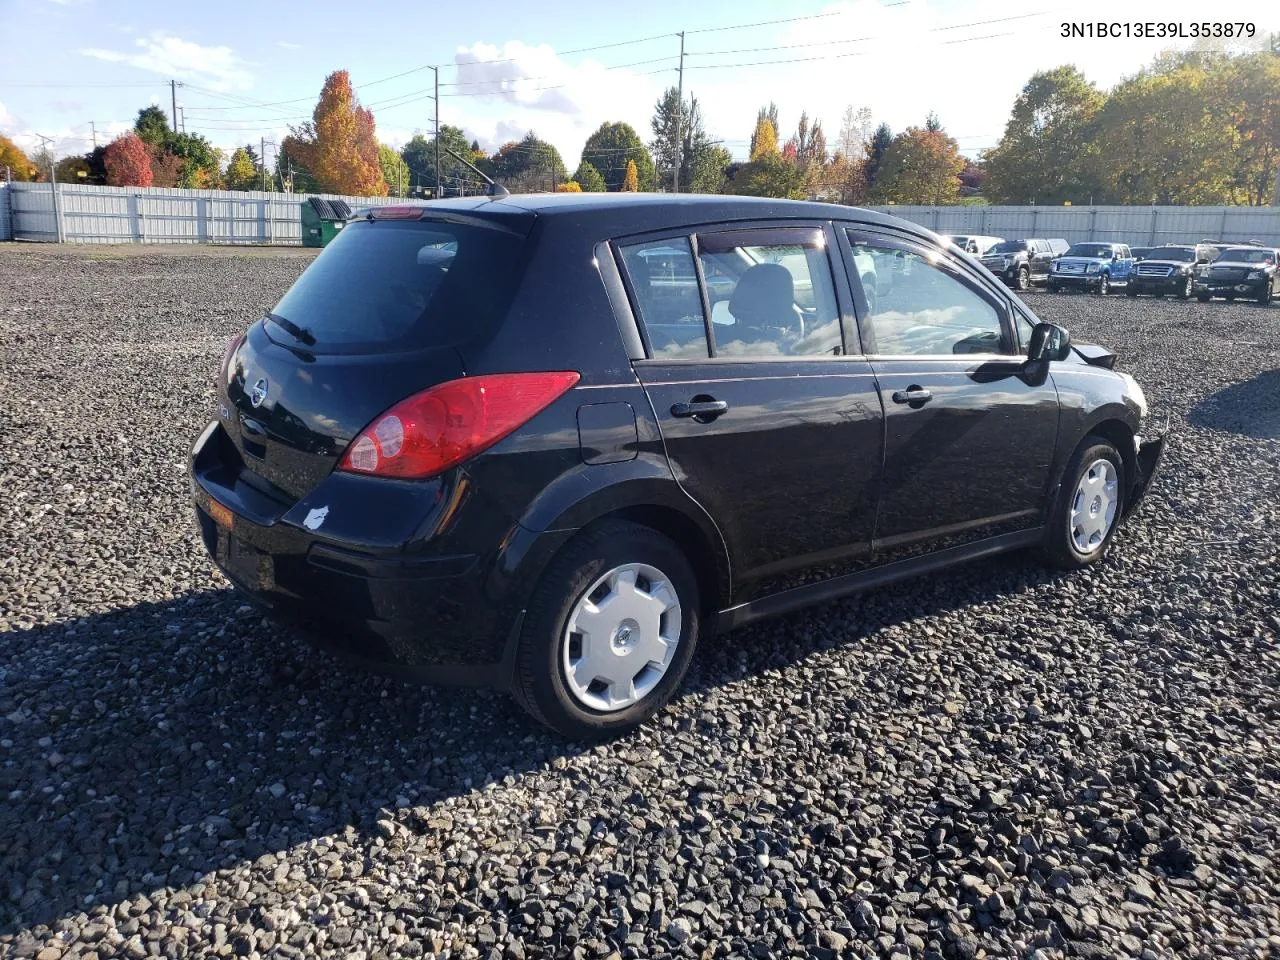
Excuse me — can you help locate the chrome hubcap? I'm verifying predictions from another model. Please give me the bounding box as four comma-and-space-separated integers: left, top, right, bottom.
562, 563, 682, 713
1070, 458, 1119, 554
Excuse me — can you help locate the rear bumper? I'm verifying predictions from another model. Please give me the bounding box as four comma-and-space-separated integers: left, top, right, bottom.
188, 420, 564, 689
1125, 433, 1166, 516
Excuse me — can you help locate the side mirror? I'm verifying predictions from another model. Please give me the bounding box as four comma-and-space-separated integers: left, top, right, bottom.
1028, 321, 1071, 363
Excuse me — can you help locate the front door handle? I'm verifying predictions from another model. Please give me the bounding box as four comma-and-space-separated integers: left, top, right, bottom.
891, 386, 933, 406
671, 398, 729, 420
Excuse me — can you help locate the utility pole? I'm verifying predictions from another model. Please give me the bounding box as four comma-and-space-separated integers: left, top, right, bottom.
38, 134, 64, 243
674, 31, 685, 193
261, 137, 267, 193
178, 106, 186, 135
170, 79, 180, 133
431, 66, 441, 199
89, 121, 97, 149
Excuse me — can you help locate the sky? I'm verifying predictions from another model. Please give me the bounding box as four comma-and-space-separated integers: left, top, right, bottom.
1, 0, 1274, 181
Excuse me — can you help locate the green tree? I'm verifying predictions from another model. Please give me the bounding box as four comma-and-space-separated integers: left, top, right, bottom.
378, 143, 407, 196
573, 160, 607, 192
275, 140, 316, 193
724, 153, 806, 199
868, 124, 965, 204
650, 88, 730, 193
580, 121, 654, 191
401, 125, 484, 196
983, 66, 1105, 204
650, 86, 687, 189
1214, 53, 1280, 205
1092, 63, 1234, 204
225, 146, 258, 190
864, 123, 893, 190
134, 105, 172, 148
490, 132, 566, 193
168, 133, 222, 188
0, 134, 35, 180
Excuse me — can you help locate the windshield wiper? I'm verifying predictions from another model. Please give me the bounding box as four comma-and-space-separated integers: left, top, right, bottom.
265, 312, 316, 346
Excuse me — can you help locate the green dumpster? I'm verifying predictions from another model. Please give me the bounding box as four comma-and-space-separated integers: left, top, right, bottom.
300, 197, 352, 248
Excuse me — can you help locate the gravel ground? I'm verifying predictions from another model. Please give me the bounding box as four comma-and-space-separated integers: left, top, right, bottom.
1, 246, 1278, 960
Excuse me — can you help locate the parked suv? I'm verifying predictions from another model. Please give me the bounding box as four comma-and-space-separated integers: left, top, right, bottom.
190, 195, 1163, 738
1198, 245, 1279, 304
1126, 244, 1214, 299
1046, 242, 1135, 295
979, 238, 1062, 290
943, 234, 1003, 256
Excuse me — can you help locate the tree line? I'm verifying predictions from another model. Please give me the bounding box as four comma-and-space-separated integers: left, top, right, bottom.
2, 49, 1275, 206
984, 51, 1278, 205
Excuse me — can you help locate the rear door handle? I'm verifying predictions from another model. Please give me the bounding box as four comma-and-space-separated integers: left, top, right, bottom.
671, 399, 729, 420
891, 387, 933, 405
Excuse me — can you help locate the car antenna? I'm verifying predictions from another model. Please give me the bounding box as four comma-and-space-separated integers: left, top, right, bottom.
442, 147, 510, 199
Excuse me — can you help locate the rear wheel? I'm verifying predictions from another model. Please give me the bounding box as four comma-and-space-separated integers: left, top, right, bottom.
1097, 273, 1110, 296
1042, 437, 1125, 570
1259, 284, 1273, 306
1180, 276, 1194, 300
1126, 284, 1138, 297
1047, 282, 1059, 294
1197, 292, 1211, 303
1016, 267, 1030, 291
514, 521, 700, 739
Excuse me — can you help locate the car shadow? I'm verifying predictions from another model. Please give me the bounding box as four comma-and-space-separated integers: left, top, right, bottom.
2, 550, 1058, 936
1187, 370, 1280, 439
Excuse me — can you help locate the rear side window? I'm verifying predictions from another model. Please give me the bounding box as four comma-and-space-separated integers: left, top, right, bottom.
618, 239, 709, 359
269, 219, 525, 353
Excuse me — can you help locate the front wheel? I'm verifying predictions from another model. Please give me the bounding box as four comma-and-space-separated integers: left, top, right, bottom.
1097, 273, 1110, 296
1041, 437, 1126, 569
513, 521, 700, 739
1180, 276, 1193, 300
1259, 284, 1273, 306
1016, 267, 1029, 291
1126, 284, 1138, 298
1047, 282, 1059, 294
1197, 292, 1211, 303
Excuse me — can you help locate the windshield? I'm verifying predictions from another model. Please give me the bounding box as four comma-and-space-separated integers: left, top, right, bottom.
1214, 248, 1274, 264
269, 219, 526, 353
989, 241, 1026, 254
1131, 248, 1154, 261
1064, 244, 1114, 259
1153, 248, 1195, 262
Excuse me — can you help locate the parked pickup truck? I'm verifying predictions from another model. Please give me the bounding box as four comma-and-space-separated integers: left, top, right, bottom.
1126, 244, 1214, 299
1046, 242, 1134, 296
979, 238, 1066, 290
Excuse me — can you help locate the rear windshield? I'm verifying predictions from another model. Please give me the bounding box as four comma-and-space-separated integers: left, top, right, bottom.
269, 218, 525, 353
989, 241, 1026, 253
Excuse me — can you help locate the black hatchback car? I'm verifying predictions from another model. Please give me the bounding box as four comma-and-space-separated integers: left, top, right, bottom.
191, 194, 1164, 738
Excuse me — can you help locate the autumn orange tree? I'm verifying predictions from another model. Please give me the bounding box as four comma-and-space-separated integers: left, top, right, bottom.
621, 159, 639, 192
0, 134, 36, 181
868, 118, 965, 204
103, 133, 153, 187
284, 71, 387, 196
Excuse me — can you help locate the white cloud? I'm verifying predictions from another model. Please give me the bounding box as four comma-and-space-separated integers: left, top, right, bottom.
438, 41, 665, 171
0, 100, 17, 133
277, 41, 301, 50
81, 33, 253, 92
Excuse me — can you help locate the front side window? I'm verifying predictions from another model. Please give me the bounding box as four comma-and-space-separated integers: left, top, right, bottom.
848, 234, 1009, 357
618, 238, 709, 359
695, 229, 843, 358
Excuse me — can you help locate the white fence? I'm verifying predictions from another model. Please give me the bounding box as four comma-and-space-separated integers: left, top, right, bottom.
866, 204, 1280, 246
0, 182, 397, 245
3, 183, 1279, 247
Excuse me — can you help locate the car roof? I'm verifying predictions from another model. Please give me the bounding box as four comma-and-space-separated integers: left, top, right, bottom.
396, 192, 915, 236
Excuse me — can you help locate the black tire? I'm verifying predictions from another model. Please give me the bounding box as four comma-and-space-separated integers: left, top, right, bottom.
1125, 284, 1138, 297
1197, 292, 1211, 303
1097, 273, 1110, 296
1179, 276, 1193, 300
1016, 267, 1030, 291
1259, 284, 1273, 306
1047, 282, 1059, 294
513, 521, 700, 739
1041, 437, 1126, 570
1225, 294, 1235, 302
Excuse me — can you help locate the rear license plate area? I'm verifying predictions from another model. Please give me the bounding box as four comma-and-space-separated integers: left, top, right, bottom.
216, 531, 275, 591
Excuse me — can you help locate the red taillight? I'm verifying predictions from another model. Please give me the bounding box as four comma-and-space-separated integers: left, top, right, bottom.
368, 205, 427, 220
338, 372, 580, 479
219, 333, 245, 386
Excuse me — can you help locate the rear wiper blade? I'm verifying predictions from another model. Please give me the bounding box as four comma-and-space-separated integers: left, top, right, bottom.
265, 312, 316, 345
